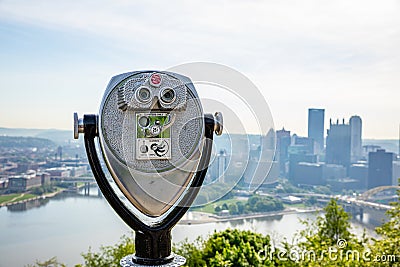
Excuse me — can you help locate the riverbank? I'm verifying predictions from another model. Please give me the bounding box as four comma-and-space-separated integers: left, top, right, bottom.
0, 188, 66, 207
179, 207, 322, 225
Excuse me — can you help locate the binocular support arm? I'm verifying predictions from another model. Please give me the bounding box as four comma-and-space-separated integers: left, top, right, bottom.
81, 113, 220, 265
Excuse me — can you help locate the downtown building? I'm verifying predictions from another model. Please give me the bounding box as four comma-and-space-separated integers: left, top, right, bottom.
350, 115, 363, 162
368, 149, 394, 189
326, 119, 351, 168
308, 108, 325, 153
276, 128, 291, 177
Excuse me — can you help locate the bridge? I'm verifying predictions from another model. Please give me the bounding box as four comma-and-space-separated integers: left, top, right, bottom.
53, 176, 95, 183
287, 187, 398, 226
359, 185, 400, 201
53, 176, 99, 196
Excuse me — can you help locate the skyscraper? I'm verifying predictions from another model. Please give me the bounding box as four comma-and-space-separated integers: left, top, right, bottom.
326, 119, 351, 168
308, 108, 325, 152
276, 128, 291, 176
350, 115, 362, 162
216, 149, 228, 183
368, 149, 393, 189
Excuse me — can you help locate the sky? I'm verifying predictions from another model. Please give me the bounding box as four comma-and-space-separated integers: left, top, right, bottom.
0, 0, 399, 139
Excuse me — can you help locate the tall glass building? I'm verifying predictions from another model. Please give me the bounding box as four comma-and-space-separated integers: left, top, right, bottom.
307, 108, 325, 152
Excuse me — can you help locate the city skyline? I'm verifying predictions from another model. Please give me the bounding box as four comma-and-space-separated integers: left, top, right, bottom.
0, 0, 399, 139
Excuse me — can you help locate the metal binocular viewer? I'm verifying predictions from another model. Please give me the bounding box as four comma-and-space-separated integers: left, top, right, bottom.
74, 71, 223, 266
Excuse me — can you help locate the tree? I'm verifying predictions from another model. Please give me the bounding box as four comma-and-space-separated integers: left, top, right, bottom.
228, 203, 238, 215
305, 196, 317, 206
370, 184, 400, 265
214, 205, 221, 213
236, 201, 245, 214
293, 198, 368, 266
175, 229, 275, 266
77, 235, 135, 267
318, 199, 352, 243
26, 257, 66, 267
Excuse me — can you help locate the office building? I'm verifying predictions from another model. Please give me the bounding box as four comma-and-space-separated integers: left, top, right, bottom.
206, 149, 228, 183
288, 153, 317, 181
243, 160, 279, 188
323, 164, 347, 181
308, 108, 325, 152
276, 128, 291, 176
392, 161, 400, 186
349, 163, 368, 189
291, 162, 324, 186
368, 149, 394, 189
292, 135, 315, 154
326, 119, 351, 168
350, 115, 362, 162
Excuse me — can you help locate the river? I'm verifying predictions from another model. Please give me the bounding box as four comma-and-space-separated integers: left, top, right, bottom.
0, 187, 378, 267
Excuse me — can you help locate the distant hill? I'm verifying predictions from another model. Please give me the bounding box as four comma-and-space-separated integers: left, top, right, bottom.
0, 136, 56, 149
363, 139, 399, 154
0, 127, 73, 145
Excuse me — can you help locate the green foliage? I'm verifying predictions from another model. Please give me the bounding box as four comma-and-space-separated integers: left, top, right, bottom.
174, 237, 207, 267
212, 195, 284, 215
236, 201, 245, 214
318, 199, 352, 243
228, 203, 238, 215
25, 257, 66, 267
294, 198, 369, 266
305, 196, 317, 206
77, 234, 135, 267
246, 195, 284, 213
175, 229, 274, 267
214, 205, 221, 212
369, 184, 400, 265
313, 185, 332, 195
0, 193, 21, 204
31, 185, 56, 195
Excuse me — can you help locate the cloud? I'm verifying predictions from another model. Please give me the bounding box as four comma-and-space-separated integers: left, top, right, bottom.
1, 0, 399, 69
0, 0, 399, 137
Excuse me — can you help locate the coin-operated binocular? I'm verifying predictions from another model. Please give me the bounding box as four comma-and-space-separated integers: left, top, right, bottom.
74, 71, 222, 266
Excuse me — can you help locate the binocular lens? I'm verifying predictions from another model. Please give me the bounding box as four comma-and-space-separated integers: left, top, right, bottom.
136, 87, 151, 103
138, 116, 150, 127
160, 88, 176, 104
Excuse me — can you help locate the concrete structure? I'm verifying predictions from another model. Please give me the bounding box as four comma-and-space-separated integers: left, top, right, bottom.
291, 162, 324, 185
349, 163, 368, 189
276, 128, 291, 176
293, 135, 315, 155
216, 149, 228, 183
243, 160, 279, 187
288, 153, 317, 181
281, 195, 302, 204
392, 161, 400, 186
69, 166, 87, 177
326, 119, 351, 168
323, 164, 347, 181
350, 115, 363, 162
0, 179, 8, 189
363, 145, 381, 158
7, 170, 46, 192
206, 149, 228, 183
308, 108, 325, 152
368, 149, 394, 189
46, 167, 71, 178
45, 166, 87, 178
